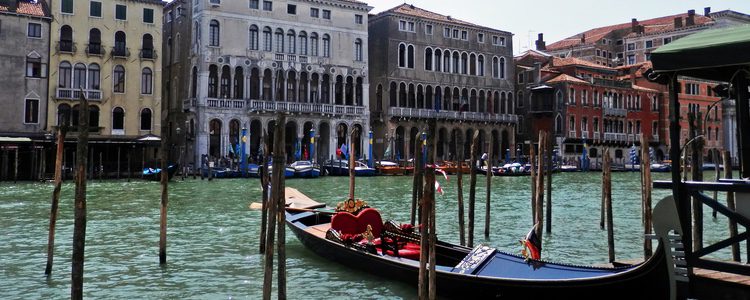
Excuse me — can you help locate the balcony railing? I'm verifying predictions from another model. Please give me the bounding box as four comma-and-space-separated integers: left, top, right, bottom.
388, 107, 518, 123
183, 98, 197, 110
56, 88, 102, 101
604, 107, 627, 117
568, 130, 577, 138
86, 44, 105, 56
56, 41, 76, 53
139, 49, 157, 59
112, 47, 130, 58
581, 131, 589, 139
250, 100, 366, 116
593, 132, 601, 140
653, 134, 660, 142
275, 53, 284, 61
207, 98, 245, 109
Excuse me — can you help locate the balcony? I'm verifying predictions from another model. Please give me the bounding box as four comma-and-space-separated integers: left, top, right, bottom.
250, 100, 366, 117
388, 107, 518, 124
56, 41, 76, 53
207, 98, 245, 109
581, 131, 589, 139
86, 44, 105, 56
568, 130, 577, 138
593, 132, 601, 140
111, 47, 130, 58
275, 53, 284, 61
299, 56, 308, 63
139, 49, 157, 60
56, 88, 102, 101
183, 98, 197, 110
653, 134, 660, 142
604, 107, 627, 117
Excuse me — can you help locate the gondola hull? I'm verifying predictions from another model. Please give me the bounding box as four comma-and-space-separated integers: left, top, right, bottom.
287, 208, 669, 299
143, 164, 178, 181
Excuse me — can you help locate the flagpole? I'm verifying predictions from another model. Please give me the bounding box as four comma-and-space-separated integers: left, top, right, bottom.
241, 127, 247, 177
368, 130, 374, 168
309, 129, 315, 163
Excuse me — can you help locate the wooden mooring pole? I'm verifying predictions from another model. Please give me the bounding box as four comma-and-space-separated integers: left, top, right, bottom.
117, 146, 121, 180
45, 126, 67, 276
71, 94, 89, 300
159, 127, 170, 265
263, 114, 286, 300
689, 113, 704, 252
534, 131, 546, 239
640, 134, 653, 258
723, 150, 740, 261
484, 134, 493, 238
411, 131, 423, 225
456, 133, 465, 246
712, 150, 720, 218
468, 131, 479, 248
545, 133, 553, 234
276, 118, 289, 300
603, 148, 615, 263
349, 127, 359, 201
418, 124, 437, 300
259, 132, 270, 254
530, 143, 537, 225
14, 147, 19, 183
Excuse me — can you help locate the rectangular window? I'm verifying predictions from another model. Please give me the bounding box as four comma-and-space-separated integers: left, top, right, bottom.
645, 53, 651, 61
115, 4, 127, 20
452, 29, 458, 39
143, 8, 154, 23
27, 23, 41, 38
616, 39, 623, 45
461, 30, 467, 40
443, 27, 450, 38
477, 33, 484, 43
355, 14, 363, 24
62, 0, 73, 14
24, 99, 39, 124
250, 0, 259, 9
627, 43, 635, 51
287, 4, 296, 14
322, 9, 330, 19
310, 8, 318, 18
263, 1, 272, 11
685, 83, 699, 95
645, 40, 653, 48
90, 1, 102, 17
663, 37, 672, 44
518, 72, 524, 84
627, 54, 635, 65
425, 24, 432, 35
26, 59, 46, 78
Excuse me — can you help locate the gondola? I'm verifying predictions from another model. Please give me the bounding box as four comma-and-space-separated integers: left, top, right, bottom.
323, 160, 377, 176
142, 164, 178, 181
285, 187, 672, 299
290, 160, 321, 178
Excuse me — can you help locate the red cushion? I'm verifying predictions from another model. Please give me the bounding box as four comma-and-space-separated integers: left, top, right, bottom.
330, 208, 384, 238
331, 212, 359, 235
397, 249, 421, 260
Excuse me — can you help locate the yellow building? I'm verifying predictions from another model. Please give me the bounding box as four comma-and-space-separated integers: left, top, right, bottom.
46, 0, 164, 175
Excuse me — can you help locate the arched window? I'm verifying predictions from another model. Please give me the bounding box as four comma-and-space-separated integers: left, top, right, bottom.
234, 66, 243, 99
220, 65, 231, 98
274, 28, 284, 53
249, 25, 259, 50
57, 104, 71, 126
434, 49, 442, 71
354, 38, 363, 61
141, 67, 153, 94
112, 107, 125, 130
142, 34, 154, 58
88, 28, 101, 54
452, 51, 459, 74
113, 65, 125, 93
298, 31, 308, 55
263, 26, 272, 51
443, 50, 450, 72
287, 29, 296, 54
492, 57, 499, 78
310, 32, 318, 56
88, 63, 100, 90
114, 31, 127, 56
88, 105, 100, 127
58, 61, 71, 88
407, 44, 414, 68
60, 25, 73, 52
460, 53, 468, 74
398, 43, 406, 68
191, 66, 198, 98
208, 65, 218, 98
517, 92, 523, 108
209, 20, 220, 46
499, 57, 506, 79
322, 34, 330, 57
424, 47, 433, 71
73, 63, 86, 89
140, 108, 152, 131
469, 53, 476, 75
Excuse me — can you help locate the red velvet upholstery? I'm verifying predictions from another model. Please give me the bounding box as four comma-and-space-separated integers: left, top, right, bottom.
331, 212, 360, 235
330, 208, 384, 238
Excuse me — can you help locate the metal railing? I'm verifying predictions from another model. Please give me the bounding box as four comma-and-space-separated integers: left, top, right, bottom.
111, 47, 130, 58
56, 41, 76, 53
388, 107, 518, 123
249, 99, 365, 116
604, 107, 627, 117
56, 88, 102, 101
568, 130, 577, 138
139, 49, 157, 59
581, 131, 589, 139
86, 44, 105, 56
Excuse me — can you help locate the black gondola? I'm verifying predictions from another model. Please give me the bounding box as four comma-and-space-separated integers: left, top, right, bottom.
284, 187, 677, 299
142, 164, 178, 181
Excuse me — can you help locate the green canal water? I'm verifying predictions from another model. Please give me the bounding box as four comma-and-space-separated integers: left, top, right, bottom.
0, 172, 737, 299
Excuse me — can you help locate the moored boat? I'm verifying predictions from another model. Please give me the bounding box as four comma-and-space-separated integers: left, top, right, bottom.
143, 164, 179, 181
284, 188, 673, 299
376, 160, 405, 175
323, 160, 377, 176
290, 161, 321, 178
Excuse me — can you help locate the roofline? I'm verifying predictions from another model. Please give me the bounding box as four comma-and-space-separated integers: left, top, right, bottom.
370, 5, 512, 36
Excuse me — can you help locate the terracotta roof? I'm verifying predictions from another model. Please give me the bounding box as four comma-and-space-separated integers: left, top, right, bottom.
552, 56, 614, 70
547, 12, 713, 50
546, 74, 589, 84
378, 3, 478, 27
0, 1, 47, 17
615, 61, 653, 79
632, 85, 660, 93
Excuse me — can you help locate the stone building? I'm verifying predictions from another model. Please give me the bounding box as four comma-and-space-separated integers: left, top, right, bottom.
0, 0, 51, 180
45, 0, 164, 176
368, 4, 517, 163
167, 0, 373, 168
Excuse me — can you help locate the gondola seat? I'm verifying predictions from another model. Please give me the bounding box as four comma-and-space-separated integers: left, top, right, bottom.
331, 208, 384, 238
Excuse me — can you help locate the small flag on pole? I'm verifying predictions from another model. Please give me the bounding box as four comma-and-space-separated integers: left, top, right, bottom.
434, 181, 444, 196
520, 223, 542, 260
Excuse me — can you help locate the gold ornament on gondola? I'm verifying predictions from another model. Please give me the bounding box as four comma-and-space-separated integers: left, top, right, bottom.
335, 198, 368, 214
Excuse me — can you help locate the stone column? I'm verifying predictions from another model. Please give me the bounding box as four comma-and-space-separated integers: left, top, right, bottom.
316, 78, 322, 104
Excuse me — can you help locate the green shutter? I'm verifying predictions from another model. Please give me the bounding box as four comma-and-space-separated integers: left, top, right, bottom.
62, 0, 73, 14
116, 5, 127, 20
143, 8, 154, 23
90, 2, 101, 17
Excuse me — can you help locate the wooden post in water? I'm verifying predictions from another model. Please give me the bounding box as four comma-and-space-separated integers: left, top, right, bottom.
600, 147, 606, 230
263, 114, 286, 300
14, 147, 19, 182
545, 133, 553, 234
603, 148, 615, 263
468, 131, 480, 248
534, 131, 546, 239
71, 93, 89, 300
723, 150, 740, 261
484, 134, 493, 238
117, 147, 121, 180
411, 130, 423, 225
419, 124, 437, 300
141, 147, 146, 180
640, 134, 653, 258
689, 113, 703, 252
259, 131, 270, 254
712, 150, 720, 218
1, 149, 7, 181
127, 151, 131, 182
530, 144, 537, 224
98, 152, 103, 181
45, 126, 67, 276
159, 130, 170, 265
456, 133, 466, 246
275, 116, 288, 300
349, 127, 359, 201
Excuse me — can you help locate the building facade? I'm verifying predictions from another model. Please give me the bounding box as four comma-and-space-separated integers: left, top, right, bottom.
46, 0, 164, 174
168, 0, 373, 168
542, 8, 750, 162
368, 4, 517, 163
0, 0, 51, 180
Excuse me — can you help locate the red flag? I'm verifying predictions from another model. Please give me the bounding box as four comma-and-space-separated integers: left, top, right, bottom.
520, 224, 542, 260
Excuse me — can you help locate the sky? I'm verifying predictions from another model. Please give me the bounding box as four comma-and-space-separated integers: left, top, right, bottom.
166, 0, 750, 54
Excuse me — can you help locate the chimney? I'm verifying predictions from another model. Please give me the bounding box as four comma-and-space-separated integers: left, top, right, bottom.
631, 18, 639, 31
674, 17, 683, 28
533, 62, 542, 84
704, 7, 711, 16
686, 9, 696, 26
535, 33, 546, 51
580, 33, 586, 44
